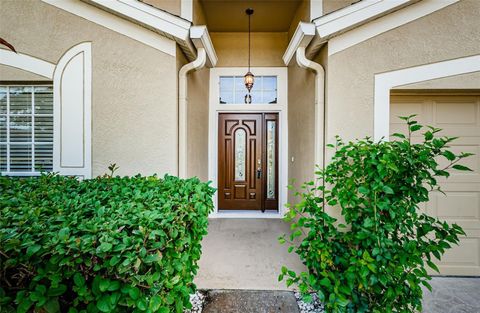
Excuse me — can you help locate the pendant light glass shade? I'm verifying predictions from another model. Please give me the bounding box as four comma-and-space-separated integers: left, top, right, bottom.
244, 71, 254, 92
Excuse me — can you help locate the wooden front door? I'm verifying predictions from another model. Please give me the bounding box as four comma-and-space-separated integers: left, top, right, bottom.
218, 113, 279, 211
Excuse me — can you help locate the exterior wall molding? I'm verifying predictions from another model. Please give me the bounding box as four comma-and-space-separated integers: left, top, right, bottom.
0, 49, 55, 79
328, 0, 459, 55
41, 0, 176, 57
53, 42, 92, 178
374, 54, 480, 141
208, 67, 288, 218
313, 0, 412, 38
87, 0, 191, 38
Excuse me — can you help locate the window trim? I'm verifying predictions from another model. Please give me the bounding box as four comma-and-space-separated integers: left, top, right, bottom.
1, 84, 54, 176
0, 43, 92, 178
219, 75, 279, 105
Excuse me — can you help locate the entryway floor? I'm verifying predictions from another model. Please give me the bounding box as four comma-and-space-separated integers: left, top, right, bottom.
195, 218, 306, 290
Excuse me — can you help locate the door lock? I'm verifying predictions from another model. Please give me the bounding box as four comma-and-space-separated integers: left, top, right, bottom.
257, 167, 262, 179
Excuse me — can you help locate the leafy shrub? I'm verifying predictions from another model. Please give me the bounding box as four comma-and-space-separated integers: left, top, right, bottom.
0, 174, 214, 313
279, 116, 470, 313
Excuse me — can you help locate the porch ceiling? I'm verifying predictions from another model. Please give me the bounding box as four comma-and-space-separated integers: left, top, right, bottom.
200, 0, 302, 32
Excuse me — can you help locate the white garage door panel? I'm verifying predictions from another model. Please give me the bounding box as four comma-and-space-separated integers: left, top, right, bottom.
391, 94, 480, 276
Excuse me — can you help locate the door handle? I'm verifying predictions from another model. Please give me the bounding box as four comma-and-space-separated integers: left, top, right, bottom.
257, 167, 262, 179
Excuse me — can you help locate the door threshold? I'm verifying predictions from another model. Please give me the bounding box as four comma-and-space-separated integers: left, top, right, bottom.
210, 210, 283, 219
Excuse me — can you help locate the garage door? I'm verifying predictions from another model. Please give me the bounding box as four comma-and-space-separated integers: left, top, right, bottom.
390, 93, 480, 276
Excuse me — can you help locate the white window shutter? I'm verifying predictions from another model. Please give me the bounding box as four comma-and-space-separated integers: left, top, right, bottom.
52, 43, 92, 178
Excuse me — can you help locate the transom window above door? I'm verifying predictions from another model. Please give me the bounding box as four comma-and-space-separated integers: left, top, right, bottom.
219, 75, 277, 104
0, 85, 53, 175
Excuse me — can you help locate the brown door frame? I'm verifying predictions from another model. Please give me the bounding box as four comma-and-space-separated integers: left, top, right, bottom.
217, 112, 279, 211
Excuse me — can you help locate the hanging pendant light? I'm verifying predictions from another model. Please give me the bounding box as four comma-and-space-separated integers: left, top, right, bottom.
244, 8, 254, 104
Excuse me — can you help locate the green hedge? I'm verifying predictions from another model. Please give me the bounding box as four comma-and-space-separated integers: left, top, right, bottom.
0, 174, 215, 313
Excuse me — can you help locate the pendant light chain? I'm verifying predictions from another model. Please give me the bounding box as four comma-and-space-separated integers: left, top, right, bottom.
248, 11, 251, 72
244, 8, 255, 103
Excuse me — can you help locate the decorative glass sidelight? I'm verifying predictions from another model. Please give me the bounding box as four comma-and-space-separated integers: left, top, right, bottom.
234, 128, 246, 181
266, 121, 276, 199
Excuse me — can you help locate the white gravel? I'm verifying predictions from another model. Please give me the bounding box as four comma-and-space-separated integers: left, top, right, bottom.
184, 291, 206, 313
295, 292, 325, 313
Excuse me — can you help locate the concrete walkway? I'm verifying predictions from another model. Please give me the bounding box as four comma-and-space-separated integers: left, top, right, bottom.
195, 219, 306, 290
422, 277, 480, 313
199, 277, 480, 313
202, 290, 300, 313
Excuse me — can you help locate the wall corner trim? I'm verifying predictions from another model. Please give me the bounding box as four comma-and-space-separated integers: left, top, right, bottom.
374, 54, 480, 141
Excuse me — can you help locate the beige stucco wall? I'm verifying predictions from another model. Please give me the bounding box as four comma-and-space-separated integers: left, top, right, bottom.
186, 67, 210, 181
325, 0, 480, 146
0, 0, 178, 177
141, 0, 181, 16
210, 32, 288, 67
287, 62, 316, 203
396, 72, 480, 90
0, 65, 48, 81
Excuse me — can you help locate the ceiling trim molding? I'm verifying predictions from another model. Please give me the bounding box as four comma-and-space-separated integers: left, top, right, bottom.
41, 0, 176, 57
282, 22, 316, 66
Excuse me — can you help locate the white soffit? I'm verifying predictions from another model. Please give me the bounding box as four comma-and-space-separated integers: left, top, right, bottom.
41, 0, 176, 57
328, 0, 459, 55
283, 22, 316, 66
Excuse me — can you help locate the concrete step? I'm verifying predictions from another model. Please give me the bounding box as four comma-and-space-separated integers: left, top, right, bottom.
202, 290, 300, 313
